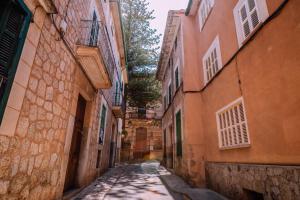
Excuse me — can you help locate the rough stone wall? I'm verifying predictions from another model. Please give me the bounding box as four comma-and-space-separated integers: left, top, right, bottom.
206, 162, 300, 200
122, 118, 163, 162
0, 0, 120, 199
0, 16, 79, 200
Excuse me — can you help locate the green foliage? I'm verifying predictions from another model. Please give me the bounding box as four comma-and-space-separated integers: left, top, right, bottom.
121, 0, 161, 108
127, 70, 161, 108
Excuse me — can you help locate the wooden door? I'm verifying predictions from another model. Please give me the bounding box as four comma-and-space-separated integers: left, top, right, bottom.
64, 95, 86, 192
176, 110, 182, 157
163, 129, 167, 161
135, 127, 148, 159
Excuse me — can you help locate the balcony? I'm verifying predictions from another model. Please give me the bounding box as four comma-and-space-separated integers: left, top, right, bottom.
76, 20, 115, 89
112, 92, 125, 118
126, 108, 162, 120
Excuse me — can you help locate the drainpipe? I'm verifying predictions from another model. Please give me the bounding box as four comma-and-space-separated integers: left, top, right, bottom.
185, 0, 193, 16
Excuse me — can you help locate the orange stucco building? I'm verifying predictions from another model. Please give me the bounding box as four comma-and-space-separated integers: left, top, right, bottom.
0, 0, 127, 199
157, 0, 300, 199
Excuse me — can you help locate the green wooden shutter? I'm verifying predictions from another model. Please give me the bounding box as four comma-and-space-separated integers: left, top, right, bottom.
176, 110, 182, 157
168, 84, 172, 104
0, 0, 31, 123
99, 105, 107, 144
0, 2, 25, 99
115, 81, 119, 104
175, 68, 179, 89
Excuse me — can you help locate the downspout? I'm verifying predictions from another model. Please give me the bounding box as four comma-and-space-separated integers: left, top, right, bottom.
185, 0, 193, 16
116, 0, 129, 130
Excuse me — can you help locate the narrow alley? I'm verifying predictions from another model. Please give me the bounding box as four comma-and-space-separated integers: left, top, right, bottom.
0, 0, 299, 199
72, 162, 179, 200
72, 161, 225, 200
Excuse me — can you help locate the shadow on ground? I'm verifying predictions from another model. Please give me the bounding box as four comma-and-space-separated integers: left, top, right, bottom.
74, 162, 177, 200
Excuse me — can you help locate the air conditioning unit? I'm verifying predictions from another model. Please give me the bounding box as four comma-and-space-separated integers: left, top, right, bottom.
38, 0, 57, 14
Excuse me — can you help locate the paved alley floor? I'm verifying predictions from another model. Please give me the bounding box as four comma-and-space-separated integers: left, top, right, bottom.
72, 161, 181, 200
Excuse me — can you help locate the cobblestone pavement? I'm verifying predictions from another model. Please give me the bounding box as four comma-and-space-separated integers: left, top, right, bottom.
72, 161, 179, 200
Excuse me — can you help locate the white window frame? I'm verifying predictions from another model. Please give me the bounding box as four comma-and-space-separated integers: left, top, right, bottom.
198, 0, 215, 31
233, 0, 269, 47
202, 35, 222, 84
216, 97, 250, 150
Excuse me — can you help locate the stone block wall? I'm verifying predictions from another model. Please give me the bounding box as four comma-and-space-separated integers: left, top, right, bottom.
206, 162, 300, 200
0, 0, 122, 199
122, 118, 163, 162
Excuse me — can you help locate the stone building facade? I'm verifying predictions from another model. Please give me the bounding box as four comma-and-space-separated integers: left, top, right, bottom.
157, 0, 300, 199
121, 107, 163, 162
0, 0, 127, 199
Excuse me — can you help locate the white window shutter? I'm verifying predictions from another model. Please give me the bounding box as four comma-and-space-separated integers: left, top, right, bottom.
233, 0, 269, 47
255, 0, 269, 22
198, 0, 215, 32
202, 36, 222, 84
216, 97, 250, 149
233, 4, 244, 47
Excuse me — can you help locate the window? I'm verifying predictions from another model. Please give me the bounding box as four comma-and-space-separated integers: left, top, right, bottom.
233, 0, 269, 47
111, 24, 114, 36
202, 36, 222, 84
175, 110, 182, 156
216, 97, 250, 149
99, 104, 107, 144
164, 95, 167, 110
198, 0, 215, 31
168, 83, 172, 105
0, 0, 31, 123
90, 11, 99, 46
175, 67, 179, 89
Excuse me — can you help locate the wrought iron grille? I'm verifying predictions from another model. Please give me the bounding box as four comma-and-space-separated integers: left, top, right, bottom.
78, 20, 115, 83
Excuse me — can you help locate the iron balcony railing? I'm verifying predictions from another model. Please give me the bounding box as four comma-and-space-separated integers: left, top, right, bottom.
126, 110, 160, 120
77, 20, 115, 83
113, 92, 125, 113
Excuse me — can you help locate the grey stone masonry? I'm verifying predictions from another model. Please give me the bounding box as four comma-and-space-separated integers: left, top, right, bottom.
206, 162, 300, 200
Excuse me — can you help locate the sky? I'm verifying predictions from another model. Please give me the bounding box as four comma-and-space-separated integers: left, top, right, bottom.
147, 0, 189, 45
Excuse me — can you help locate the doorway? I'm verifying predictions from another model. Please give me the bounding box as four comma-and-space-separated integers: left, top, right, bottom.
64, 95, 86, 192
163, 129, 167, 163
169, 125, 174, 169
134, 127, 148, 159
109, 124, 116, 168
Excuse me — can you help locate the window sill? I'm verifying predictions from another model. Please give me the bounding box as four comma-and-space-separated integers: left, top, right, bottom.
219, 144, 251, 150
